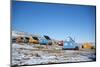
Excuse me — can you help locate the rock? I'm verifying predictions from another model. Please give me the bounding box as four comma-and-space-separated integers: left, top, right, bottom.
35, 53, 41, 57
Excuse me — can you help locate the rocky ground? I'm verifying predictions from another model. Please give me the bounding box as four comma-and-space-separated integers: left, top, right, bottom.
11, 43, 96, 66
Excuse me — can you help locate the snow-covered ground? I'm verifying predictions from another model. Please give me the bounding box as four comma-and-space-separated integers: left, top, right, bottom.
11, 43, 96, 66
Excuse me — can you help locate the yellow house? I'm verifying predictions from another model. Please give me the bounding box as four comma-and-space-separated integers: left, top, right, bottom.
29, 36, 39, 44
82, 43, 94, 49
16, 36, 23, 43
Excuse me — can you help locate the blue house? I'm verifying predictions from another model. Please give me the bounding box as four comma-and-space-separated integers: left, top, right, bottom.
39, 35, 52, 45
39, 37, 48, 45
62, 36, 79, 50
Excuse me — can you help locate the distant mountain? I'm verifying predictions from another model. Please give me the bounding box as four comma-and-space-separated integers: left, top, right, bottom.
12, 30, 42, 38
12, 30, 29, 38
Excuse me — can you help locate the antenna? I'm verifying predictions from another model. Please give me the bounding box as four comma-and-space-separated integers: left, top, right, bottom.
74, 36, 75, 41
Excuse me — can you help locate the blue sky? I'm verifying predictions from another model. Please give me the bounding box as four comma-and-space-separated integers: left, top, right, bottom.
12, 1, 96, 43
